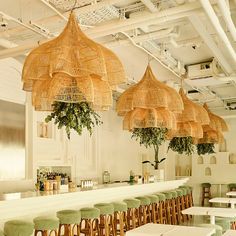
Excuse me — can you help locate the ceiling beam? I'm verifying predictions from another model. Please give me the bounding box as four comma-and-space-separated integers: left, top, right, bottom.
141, 0, 159, 12
188, 15, 233, 75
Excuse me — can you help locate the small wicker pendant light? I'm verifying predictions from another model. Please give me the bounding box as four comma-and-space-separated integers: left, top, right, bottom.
197, 104, 228, 144
116, 65, 183, 116
22, 12, 125, 111
167, 89, 210, 139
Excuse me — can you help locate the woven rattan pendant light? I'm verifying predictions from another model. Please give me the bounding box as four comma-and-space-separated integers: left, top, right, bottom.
116, 65, 183, 130
116, 65, 183, 115
167, 89, 210, 139
22, 12, 125, 111
197, 104, 228, 144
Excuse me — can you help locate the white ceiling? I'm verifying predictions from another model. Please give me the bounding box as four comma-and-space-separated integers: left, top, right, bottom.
0, 0, 236, 117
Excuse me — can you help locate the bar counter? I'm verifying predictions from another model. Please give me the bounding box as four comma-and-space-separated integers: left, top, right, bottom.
0, 178, 188, 225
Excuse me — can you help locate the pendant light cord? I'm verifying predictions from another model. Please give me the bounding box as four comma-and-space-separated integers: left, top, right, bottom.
71, 0, 78, 12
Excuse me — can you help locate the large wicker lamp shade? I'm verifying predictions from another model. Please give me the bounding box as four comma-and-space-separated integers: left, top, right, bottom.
116, 65, 184, 116
167, 89, 210, 139
22, 12, 125, 111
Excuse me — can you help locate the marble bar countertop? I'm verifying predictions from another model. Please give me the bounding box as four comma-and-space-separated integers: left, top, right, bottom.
0, 178, 189, 224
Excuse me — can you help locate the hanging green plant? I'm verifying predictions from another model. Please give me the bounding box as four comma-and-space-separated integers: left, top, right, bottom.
131, 127, 168, 169
45, 101, 102, 139
197, 143, 215, 155
168, 136, 195, 156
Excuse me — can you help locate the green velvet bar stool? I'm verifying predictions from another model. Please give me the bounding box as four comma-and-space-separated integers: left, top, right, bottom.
146, 195, 159, 224
123, 198, 141, 230
4, 220, 34, 236
215, 218, 231, 232
186, 185, 194, 206
34, 216, 59, 236
57, 210, 81, 236
169, 190, 180, 225
179, 186, 191, 209
201, 183, 212, 206
162, 192, 174, 225
178, 187, 190, 221
198, 224, 222, 236
135, 196, 151, 225
80, 207, 100, 236
155, 193, 167, 224
175, 188, 186, 223
112, 202, 128, 236
94, 203, 115, 236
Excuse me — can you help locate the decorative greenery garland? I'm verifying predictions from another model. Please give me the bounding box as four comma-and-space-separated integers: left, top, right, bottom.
168, 136, 195, 156
197, 143, 215, 155
45, 102, 102, 139
131, 127, 168, 169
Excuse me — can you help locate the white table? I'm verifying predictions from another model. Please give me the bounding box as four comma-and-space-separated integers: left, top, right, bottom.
209, 197, 236, 209
126, 224, 174, 236
182, 207, 236, 224
126, 223, 215, 236
226, 191, 236, 197
223, 230, 236, 235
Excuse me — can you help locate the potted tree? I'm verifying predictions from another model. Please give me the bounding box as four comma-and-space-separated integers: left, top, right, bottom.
131, 127, 167, 180
45, 101, 102, 139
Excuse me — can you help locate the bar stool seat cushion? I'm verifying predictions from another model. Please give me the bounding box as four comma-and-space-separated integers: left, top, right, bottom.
4, 220, 34, 236
124, 198, 141, 209
94, 203, 114, 215
111, 202, 128, 212
146, 194, 159, 203
135, 196, 151, 206
175, 189, 184, 197
178, 187, 187, 195
0, 230, 3, 236
80, 207, 100, 219
169, 190, 178, 198
198, 224, 222, 236
57, 210, 81, 225
34, 216, 59, 230
162, 192, 173, 200
155, 193, 166, 201
185, 185, 193, 191
201, 183, 211, 188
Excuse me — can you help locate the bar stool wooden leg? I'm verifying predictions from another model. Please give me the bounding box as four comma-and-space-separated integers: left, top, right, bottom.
114, 211, 125, 236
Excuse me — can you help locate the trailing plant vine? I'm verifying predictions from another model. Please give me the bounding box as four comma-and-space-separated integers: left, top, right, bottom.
131, 127, 168, 169
45, 101, 102, 139
168, 136, 195, 156
197, 143, 215, 155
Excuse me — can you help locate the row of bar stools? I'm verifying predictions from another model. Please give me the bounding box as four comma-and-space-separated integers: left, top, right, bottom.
34, 216, 59, 236
57, 210, 81, 236
146, 195, 159, 224
155, 193, 167, 224
94, 203, 115, 236
112, 202, 128, 236
135, 196, 151, 225
80, 207, 100, 236
123, 198, 140, 230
